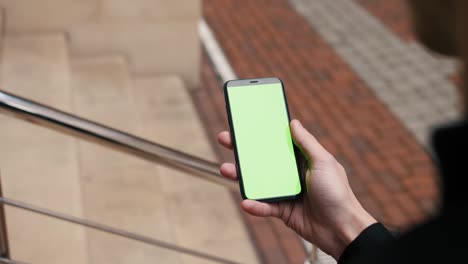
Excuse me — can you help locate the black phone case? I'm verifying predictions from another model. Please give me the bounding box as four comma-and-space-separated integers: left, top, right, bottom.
223, 77, 304, 202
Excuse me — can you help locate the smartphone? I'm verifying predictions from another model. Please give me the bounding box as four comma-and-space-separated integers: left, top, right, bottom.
224, 77, 303, 202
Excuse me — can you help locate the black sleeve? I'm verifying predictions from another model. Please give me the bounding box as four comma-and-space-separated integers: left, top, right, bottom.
338, 223, 395, 264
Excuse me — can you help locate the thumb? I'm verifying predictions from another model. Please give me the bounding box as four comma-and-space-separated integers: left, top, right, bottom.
290, 119, 329, 162
241, 200, 280, 218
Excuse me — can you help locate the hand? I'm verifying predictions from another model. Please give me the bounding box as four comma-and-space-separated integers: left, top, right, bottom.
217, 119, 376, 260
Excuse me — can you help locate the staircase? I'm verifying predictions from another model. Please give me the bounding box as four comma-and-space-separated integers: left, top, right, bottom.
0, 2, 258, 264
0, 33, 88, 264
0, 0, 200, 87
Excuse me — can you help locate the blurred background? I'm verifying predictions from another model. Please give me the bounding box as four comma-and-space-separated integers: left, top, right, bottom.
0, 0, 461, 263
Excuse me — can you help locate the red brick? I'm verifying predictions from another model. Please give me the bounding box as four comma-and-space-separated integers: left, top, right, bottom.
269, 218, 308, 263
403, 176, 438, 200
386, 158, 410, 178
367, 182, 394, 205
358, 195, 384, 221
201, 0, 436, 259
250, 221, 288, 263
348, 172, 368, 196
355, 0, 415, 41
382, 203, 410, 229
353, 164, 375, 183
409, 164, 438, 179
394, 192, 427, 225
264, 250, 292, 264
375, 172, 403, 192
420, 197, 440, 215
281, 237, 309, 264
317, 137, 339, 155
364, 153, 387, 172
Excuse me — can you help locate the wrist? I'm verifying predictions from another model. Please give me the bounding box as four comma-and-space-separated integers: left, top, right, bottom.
330, 206, 376, 260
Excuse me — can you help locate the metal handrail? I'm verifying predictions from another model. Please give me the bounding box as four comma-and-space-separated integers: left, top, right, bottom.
0, 197, 239, 264
0, 257, 29, 264
0, 89, 237, 190
0, 89, 241, 263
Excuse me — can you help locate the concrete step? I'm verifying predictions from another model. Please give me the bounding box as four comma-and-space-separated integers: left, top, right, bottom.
70, 56, 181, 264
0, 34, 88, 264
130, 76, 259, 264
0, 0, 201, 87
97, 0, 200, 22
0, 0, 97, 33
68, 21, 200, 87
0, 0, 199, 33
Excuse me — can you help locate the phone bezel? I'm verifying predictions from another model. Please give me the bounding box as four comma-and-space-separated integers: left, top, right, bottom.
223, 77, 304, 202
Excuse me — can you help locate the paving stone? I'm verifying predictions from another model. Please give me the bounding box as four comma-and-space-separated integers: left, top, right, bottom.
291, 0, 461, 146
202, 0, 453, 262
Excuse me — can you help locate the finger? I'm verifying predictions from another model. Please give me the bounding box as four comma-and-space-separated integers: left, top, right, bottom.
290, 119, 330, 161
241, 200, 280, 218
219, 163, 238, 180
217, 131, 233, 150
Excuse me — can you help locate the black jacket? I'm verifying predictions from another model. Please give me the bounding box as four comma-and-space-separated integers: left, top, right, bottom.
339, 120, 468, 263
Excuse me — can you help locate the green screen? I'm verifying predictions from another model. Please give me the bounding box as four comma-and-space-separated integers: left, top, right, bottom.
227, 82, 301, 200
